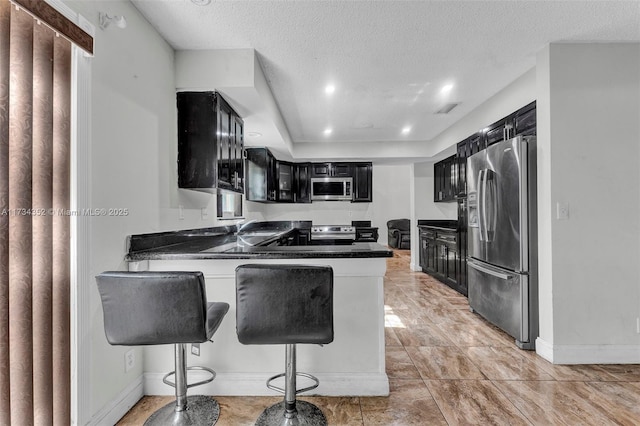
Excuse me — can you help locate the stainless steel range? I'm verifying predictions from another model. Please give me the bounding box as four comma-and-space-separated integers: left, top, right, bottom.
310, 225, 355, 244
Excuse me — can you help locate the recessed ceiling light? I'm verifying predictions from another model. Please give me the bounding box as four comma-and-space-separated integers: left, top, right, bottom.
323, 128, 333, 136
325, 84, 336, 95
401, 126, 411, 135
191, 0, 211, 5
441, 83, 454, 94
247, 132, 262, 138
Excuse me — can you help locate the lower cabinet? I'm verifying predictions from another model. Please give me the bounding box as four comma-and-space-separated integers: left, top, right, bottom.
419, 229, 436, 273
419, 226, 466, 296
355, 227, 379, 242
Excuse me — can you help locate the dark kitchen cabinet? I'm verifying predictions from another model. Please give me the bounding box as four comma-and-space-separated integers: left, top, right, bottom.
230, 114, 245, 192
434, 155, 456, 202
454, 102, 535, 200
468, 132, 486, 156
419, 225, 465, 295
484, 100, 536, 148
353, 162, 373, 202
294, 163, 311, 203
311, 162, 353, 178
177, 91, 244, 193
514, 101, 537, 136
247, 150, 373, 203
419, 228, 436, 273
456, 132, 483, 198
456, 140, 469, 199
484, 116, 514, 147
277, 161, 294, 202
355, 227, 379, 242
296, 229, 311, 246
245, 147, 277, 202
436, 232, 458, 286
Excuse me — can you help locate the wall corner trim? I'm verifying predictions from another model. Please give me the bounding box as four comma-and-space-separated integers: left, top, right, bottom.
87, 375, 144, 426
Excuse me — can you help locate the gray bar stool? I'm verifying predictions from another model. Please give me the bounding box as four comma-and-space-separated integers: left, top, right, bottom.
235, 264, 334, 426
96, 271, 229, 426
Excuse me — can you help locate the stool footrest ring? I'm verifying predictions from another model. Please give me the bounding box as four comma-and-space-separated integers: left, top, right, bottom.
162, 366, 216, 389
266, 371, 319, 395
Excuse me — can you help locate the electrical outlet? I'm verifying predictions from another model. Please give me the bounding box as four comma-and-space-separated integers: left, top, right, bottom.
178, 205, 185, 220
556, 202, 569, 220
636, 317, 639, 334
201, 208, 208, 220
191, 343, 200, 356
125, 349, 135, 372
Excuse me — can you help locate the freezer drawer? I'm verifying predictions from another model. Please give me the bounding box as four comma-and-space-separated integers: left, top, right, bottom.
468, 258, 529, 345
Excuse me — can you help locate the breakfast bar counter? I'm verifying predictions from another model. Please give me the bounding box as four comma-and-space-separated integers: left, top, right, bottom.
125, 223, 392, 397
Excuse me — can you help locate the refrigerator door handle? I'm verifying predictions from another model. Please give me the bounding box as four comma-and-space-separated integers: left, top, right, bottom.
468, 259, 513, 280
485, 169, 496, 242
476, 170, 484, 241
479, 169, 489, 242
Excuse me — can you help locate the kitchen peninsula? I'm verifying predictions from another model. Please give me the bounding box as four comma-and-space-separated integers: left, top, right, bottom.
125, 221, 393, 397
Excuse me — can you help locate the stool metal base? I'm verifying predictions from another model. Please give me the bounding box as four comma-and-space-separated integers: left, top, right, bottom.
144, 395, 220, 426
255, 400, 327, 426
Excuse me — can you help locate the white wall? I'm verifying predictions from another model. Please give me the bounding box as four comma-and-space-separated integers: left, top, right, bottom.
245, 164, 412, 245
63, 0, 216, 422
536, 43, 640, 362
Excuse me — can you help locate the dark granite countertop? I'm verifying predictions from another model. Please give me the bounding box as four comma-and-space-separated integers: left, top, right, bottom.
126, 221, 392, 261
417, 219, 458, 231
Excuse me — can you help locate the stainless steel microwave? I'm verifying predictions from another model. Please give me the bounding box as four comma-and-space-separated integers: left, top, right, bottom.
310, 177, 353, 201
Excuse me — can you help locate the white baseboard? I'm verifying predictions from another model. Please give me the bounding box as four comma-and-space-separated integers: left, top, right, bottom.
144, 372, 389, 397
409, 262, 422, 272
536, 337, 640, 364
87, 375, 144, 426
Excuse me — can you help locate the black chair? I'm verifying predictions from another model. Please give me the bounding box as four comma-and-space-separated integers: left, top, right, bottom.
387, 219, 411, 249
235, 264, 333, 426
96, 271, 229, 426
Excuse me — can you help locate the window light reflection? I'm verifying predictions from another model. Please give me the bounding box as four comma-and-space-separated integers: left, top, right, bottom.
384, 305, 406, 329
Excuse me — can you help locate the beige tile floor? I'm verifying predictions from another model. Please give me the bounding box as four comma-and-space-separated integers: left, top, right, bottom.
117, 250, 640, 425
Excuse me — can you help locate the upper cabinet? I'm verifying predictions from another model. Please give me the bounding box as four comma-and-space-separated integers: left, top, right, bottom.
276, 161, 294, 202
513, 101, 537, 137
311, 162, 353, 178
294, 163, 312, 203
177, 91, 244, 193
245, 147, 277, 202
353, 162, 373, 203
452, 101, 536, 199
434, 155, 456, 202
485, 100, 536, 148
246, 149, 372, 203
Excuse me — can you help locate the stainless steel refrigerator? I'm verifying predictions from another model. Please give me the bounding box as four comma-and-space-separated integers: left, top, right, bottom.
466, 136, 537, 349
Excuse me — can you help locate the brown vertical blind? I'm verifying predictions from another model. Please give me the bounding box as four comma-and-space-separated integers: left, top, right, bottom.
0, 0, 74, 423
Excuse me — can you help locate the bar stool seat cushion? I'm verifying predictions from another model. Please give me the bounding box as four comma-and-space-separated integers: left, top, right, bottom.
236, 264, 333, 345
205, 302, 229, 339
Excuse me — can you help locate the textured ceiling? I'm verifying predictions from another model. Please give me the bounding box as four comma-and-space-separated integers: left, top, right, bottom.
131, 0, 640, 156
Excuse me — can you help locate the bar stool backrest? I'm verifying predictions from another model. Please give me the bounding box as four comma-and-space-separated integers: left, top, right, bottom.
96, 271, 209, 345
235, 264, 334, 345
